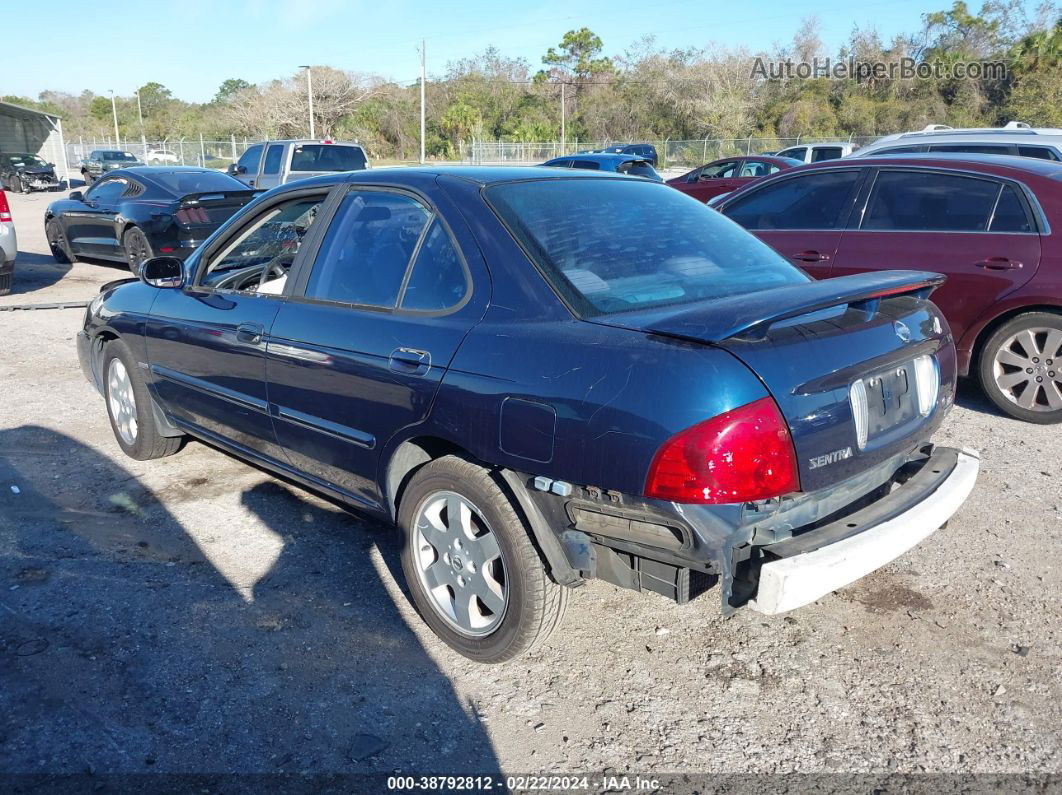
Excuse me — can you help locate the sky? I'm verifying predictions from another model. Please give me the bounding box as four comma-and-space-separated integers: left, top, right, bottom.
7, 0, 1028, 103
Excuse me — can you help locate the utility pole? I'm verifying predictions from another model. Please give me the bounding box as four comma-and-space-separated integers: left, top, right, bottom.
560, 82, 566, 152
299, 65, 315, 138
419, 40, 426, 164
109, 90, 120, 147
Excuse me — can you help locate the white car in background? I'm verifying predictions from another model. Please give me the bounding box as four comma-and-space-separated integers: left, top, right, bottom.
853, 121, 1062, 161
774, 141, 857, 163
144, 149, 180, 164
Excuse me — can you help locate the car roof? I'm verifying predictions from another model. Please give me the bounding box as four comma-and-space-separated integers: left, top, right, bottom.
811, 152, 1062, 178
113, 166, 220, 177
548, 153, 647, 165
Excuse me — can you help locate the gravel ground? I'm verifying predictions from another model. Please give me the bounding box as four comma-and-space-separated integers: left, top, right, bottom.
0, 188, 1060, 781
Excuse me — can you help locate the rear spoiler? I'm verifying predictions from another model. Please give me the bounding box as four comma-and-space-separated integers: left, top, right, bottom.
178, 190, 260, 205
646, 270, 945, 343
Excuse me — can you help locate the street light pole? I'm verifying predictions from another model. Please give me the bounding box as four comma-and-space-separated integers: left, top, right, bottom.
299, 65, 315, 139
109, 90, 120, 147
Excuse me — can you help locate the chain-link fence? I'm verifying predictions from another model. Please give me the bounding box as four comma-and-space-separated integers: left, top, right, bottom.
66, 137, 257, 172
468, 136, 883, 168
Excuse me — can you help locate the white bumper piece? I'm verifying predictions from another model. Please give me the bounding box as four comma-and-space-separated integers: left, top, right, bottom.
750, 449, 980, 615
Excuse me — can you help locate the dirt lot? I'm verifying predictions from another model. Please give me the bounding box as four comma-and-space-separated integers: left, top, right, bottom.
1, 188, 1060, 782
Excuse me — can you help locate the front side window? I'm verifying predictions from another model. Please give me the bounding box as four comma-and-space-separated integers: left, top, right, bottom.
304, 191, 431, 307
862, 170, 1000, 232
927, 143, 1010, 155
237, 144, 263, 175
200, 194, 326, 292
700, 160, 740, 179
85, 178, 127, 204
486, 178, 807, 317
571, 160, 602, 171
723, 170, 862, 230
776, 147, 806, 161
262, 144, 285, 175
618, 161, 658, 179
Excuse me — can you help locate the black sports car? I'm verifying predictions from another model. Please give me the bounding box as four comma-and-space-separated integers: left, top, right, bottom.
1, 152, 59, 193
44, 167, 259, 273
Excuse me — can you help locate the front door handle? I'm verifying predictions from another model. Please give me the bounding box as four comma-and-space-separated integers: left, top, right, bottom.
236, 322, 264, 344
976, 257, 1022, 271
792, 250, 830, 262
389, 347, 431, 373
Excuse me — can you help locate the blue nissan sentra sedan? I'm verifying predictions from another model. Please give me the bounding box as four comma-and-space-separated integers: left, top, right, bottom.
77, 166, 979, 662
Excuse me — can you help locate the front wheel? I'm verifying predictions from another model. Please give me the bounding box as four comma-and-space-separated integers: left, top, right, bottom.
103, 340, 183, 460
398, 456, 568, 663
978, 311, 1062, 423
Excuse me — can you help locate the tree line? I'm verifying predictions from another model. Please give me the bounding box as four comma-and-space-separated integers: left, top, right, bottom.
4, 1, 1059, 162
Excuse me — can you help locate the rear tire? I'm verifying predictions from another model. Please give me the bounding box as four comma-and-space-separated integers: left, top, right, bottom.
398, 455, 568, 663
102, 339, 183, 460
122, 227, 153, 276
978, 311, 1062, 424
0, 272, 11, 296
45, 218, 73, 264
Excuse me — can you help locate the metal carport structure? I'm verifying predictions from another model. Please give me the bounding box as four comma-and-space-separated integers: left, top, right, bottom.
0, 101, 70, 187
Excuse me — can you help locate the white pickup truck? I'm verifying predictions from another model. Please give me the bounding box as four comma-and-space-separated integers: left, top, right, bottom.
227, 139, 369, 190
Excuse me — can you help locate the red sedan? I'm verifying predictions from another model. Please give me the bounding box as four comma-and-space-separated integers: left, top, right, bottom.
667, 155, 804, 202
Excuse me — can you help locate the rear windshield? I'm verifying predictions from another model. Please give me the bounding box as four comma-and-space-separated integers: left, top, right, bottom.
151, 170, 248, 195
486, 178, 807, 317
290, 144, 367, 172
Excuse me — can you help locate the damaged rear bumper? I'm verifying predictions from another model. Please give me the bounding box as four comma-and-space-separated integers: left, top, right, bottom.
749, 447, 979, 614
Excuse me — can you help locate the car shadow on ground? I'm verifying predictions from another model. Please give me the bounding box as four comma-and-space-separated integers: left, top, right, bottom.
6, 251, 71, 296
0, 424, 500, 776
955, 378, 1008, 418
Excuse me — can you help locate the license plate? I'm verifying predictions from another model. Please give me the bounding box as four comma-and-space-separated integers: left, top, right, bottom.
864, 362, 918, 437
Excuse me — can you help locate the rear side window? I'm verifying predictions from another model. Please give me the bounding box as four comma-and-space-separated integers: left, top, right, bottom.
928, 143, 1011, 155
1018, 146, 1059, 161
739, 161, 770, 178
776, 147, 806, 160
618, 161, 657, 178
262, 144, 285, 175
305, 191, 430, 307
400, 220, 468, 311
990, 185, 1033, 233
811, 147, 843, 162
701, 160, 740, 179
723, 170, 861, 230
290, 144, 366, 172
867, 145, 926, 156
545, 159, 573, 169
862, 171, 1000, 232
486, 178, 807, 317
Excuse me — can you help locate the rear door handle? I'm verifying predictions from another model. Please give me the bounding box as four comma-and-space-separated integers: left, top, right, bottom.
236, 322, 264, 344
792, 250, 830, 262
976, 257, 1022, 271
389, 347, 431, 373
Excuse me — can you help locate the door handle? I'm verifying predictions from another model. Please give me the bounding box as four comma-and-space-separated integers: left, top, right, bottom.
976, 257, 1022, 271
236, 322, 264, 344
389, 347, 431, 373
792, 250, 830, 262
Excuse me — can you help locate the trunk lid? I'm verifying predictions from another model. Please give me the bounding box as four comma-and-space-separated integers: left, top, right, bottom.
594, 271, 956, 492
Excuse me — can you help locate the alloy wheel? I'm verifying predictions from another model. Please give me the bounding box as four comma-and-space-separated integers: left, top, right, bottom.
411, 490, 508, 637
107, 358, 139, 444
992, 326, 1062, 412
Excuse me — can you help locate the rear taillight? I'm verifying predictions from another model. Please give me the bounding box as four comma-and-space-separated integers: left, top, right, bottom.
176, 206, 209, 224
0, 190, 11, 222
645, 397, 800, 504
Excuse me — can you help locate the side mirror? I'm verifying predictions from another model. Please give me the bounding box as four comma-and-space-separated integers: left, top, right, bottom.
227, 164, 245, 176
69, 190, 84, 201
140, 256, 185, 289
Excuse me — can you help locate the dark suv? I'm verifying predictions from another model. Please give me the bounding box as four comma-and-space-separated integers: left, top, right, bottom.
717, 154, 1062, 423
81, 150, 142, 184
591, 142, 658, 167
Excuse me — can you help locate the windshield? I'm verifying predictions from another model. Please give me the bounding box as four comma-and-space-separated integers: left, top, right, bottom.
151, 170, 248, 195
102, 152, 138, 162
486, 178, 808, 317
9, 154, 47, 167
289, 144, 366, 172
